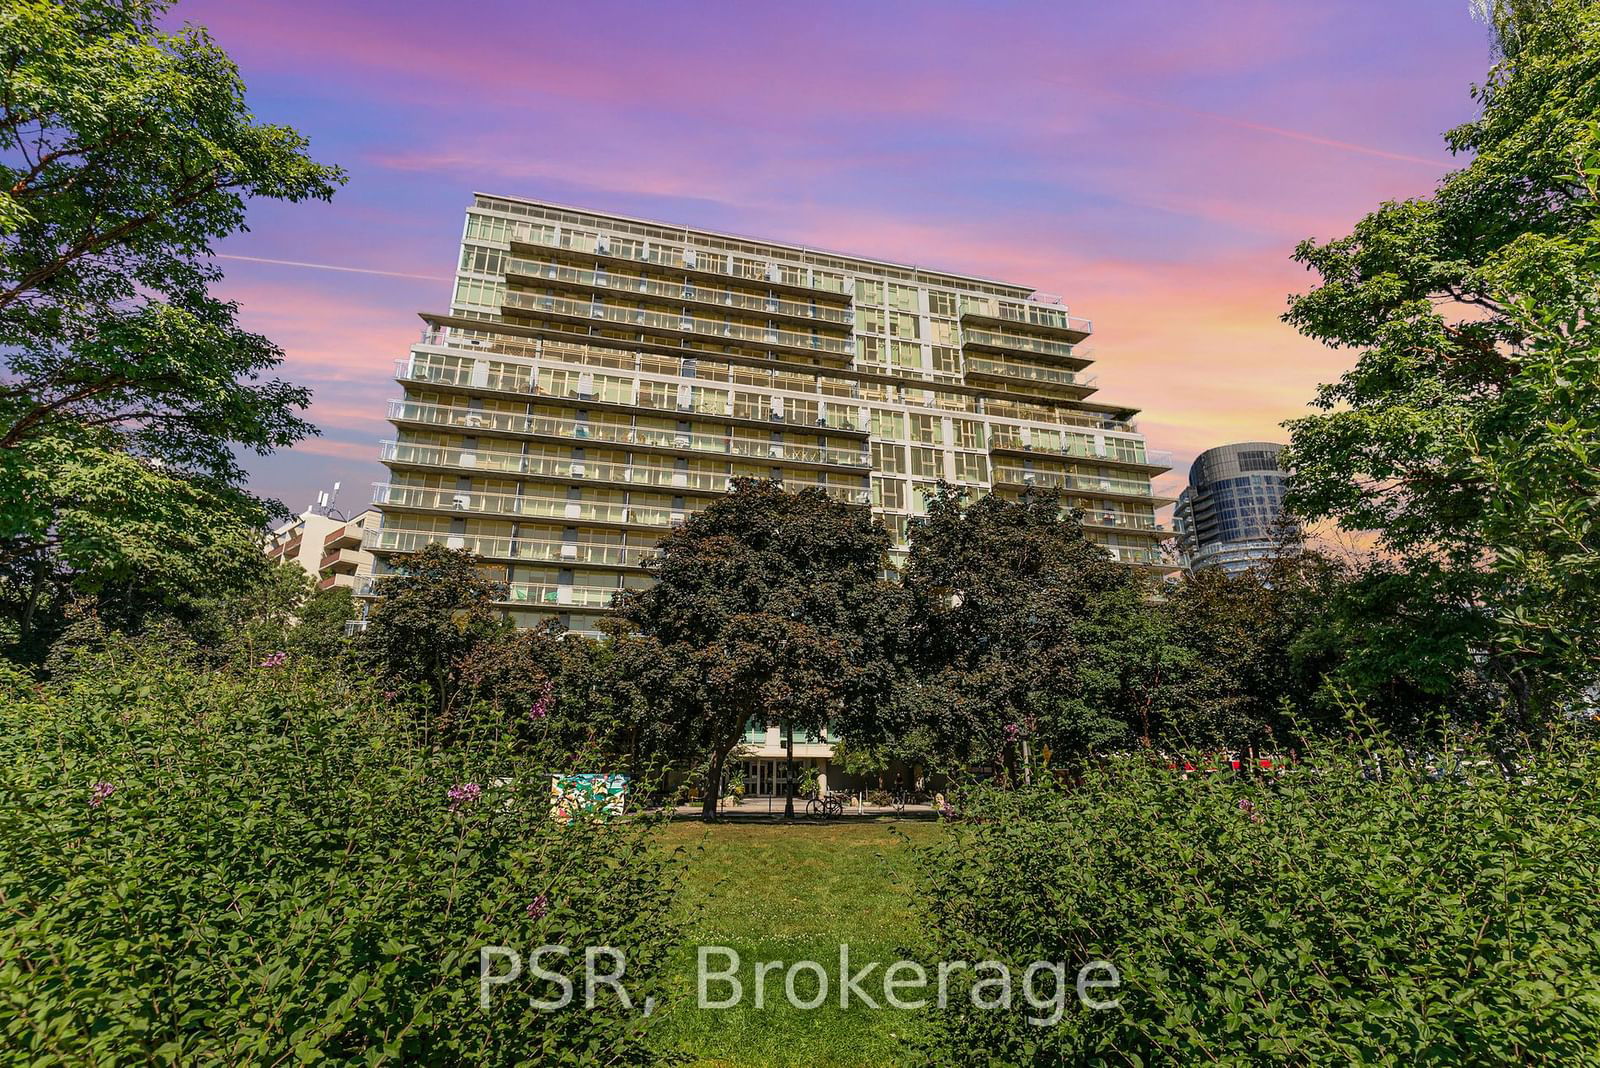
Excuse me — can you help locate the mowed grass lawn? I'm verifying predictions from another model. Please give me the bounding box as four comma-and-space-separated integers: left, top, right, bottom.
652, 818, 944, 1067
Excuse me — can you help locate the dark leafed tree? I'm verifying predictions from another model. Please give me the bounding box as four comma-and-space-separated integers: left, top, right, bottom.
360, 546, 506, 729
614, 478, 905, 819
0, 0, 345, 655
1282, 0, 1600, 726
898, 483, 1153, 775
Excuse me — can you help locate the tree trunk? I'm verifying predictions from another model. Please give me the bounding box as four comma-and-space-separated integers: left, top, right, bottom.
18, 552, 47, 654
702, 747, 725, 820
784, 719, 796, 818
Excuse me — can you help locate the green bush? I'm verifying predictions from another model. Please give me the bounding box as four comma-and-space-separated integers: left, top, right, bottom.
0, 640, 683, 1065
912, 738, 1600, 1065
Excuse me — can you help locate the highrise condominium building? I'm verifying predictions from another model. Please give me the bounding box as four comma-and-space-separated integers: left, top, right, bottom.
364, 194, 1175, 632
1173, 441, 1293, 574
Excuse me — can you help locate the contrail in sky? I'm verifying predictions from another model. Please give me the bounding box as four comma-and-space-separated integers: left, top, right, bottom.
1046, 79, 1453, 169
217, 253, 448, 281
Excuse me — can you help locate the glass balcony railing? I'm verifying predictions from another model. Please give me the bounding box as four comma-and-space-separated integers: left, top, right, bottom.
959, 295, 1093, 336
993, 467, 1160, 498
356, 572, 632, 607
507, 259, 855, 326
377, 441, 872, 505
363, 527, 656, 567
372, 482, 685, 528
505, 582, 626, 608
385, 400, 870, 467
964, 357, 1096, 390
504, 292, 856, 357
989, 436, 1172, 469
962, 326, 1079, 362
392, 358, 869, 433
510, 225, 853, 295
1095, 543, 1166, 565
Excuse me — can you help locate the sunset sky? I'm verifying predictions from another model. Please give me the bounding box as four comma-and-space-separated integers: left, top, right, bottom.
178, 0, 1495, 515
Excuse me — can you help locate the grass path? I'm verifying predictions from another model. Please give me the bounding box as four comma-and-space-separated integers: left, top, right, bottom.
651, 819, 944, 1067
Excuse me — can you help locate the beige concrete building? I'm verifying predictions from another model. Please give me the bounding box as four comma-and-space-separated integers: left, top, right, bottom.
363, 195, 1175, 797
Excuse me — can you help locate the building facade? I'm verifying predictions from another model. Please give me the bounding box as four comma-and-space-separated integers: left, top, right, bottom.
1173, 442, 1291, 574
365, 194, 1175, 634
265, 507, 380, 592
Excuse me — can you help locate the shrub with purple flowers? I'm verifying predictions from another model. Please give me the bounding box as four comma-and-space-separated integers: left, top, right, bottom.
0, 634, 683, 1064
446, 781, 481, 811
911, 735, 1600, 1065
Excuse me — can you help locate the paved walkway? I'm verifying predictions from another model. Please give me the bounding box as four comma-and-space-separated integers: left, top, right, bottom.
667, 799, 941, 821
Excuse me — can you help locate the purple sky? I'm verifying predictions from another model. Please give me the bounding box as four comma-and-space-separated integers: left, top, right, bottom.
176, 0, 1495, 515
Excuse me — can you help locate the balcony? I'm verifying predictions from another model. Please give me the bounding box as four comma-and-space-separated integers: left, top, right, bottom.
959, 308, 1092, 344
319, 547, 365, 574
392, 358, 870, 435
372, 482, 686, 529
385, 400, 871, 469
507, 234, 854, 302
987, 439, 1173, 474
504, 582, 627, 609
992, 466, 1174, 503
363, 527, 657, 569
961, 325, 1087, 367
502, 292, 857, 362
506, 259, 855, 329
376, 441, 873, 505
964, 357, 1098, 394
322, 524, 363, 552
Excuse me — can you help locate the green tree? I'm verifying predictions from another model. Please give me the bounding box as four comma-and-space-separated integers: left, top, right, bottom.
1282, 0, 1600, 725
360, 546, 506, 727
1466, 132, 1600, 700
897, 484, 1151, 774
614, 479, 905, 819
0, 0, 345, 654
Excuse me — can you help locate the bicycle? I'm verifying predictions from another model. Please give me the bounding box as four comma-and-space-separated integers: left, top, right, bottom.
805, 792, 845, 819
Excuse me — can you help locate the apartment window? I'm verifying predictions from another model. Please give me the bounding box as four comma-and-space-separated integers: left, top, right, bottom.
560, 229, 598, 253
889, 284, 919, 312
927, 291, 958, 317
454, 278, 504, 309
953, 452, 988, 483
871, 442, 907, 473
537, 367, 582, 398
951, 419, 983, 449
858, 307, 885, 334
637, 380, 675, 410
692, 387, 729, 415
858, 336, 883, 364
871, 409, 906, 440
889, 312, 920, 339
928, 319, 959, 346
464, 212, 513, 243
733, 391, 768, 420
460, 244, 504, 275
910, 413, 943, 445
591, 374, 633, 404
855, 278, 883, 305
930, 346, 960, 374
891, 341, 923, 370
786, 398, 819, 425
910, 447, 941, 478
873, 477, 907, 511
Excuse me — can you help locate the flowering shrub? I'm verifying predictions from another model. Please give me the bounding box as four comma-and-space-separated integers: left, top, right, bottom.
911, 737, 1600, 1064
0, 639, 683, 1064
